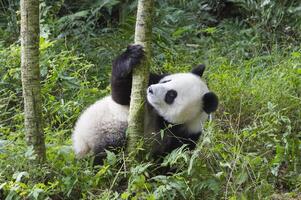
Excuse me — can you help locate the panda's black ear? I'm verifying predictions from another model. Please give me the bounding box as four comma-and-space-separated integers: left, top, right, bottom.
191, 64, 206, 77
203, 92, 218, 114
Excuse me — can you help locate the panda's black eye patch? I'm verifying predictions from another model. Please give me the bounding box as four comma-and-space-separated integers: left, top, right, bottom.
161, 80, 171, 84
165, 90, 177, 104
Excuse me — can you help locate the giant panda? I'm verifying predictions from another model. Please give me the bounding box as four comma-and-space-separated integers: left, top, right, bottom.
72, 45, 218, 164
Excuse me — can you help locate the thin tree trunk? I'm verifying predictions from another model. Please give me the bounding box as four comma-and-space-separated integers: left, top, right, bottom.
126, 0, 153, 157
119, 0, 128, 24
21, 0, 46, 162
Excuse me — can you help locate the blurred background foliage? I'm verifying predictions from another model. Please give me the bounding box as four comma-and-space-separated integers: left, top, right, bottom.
0, 0, 300, 199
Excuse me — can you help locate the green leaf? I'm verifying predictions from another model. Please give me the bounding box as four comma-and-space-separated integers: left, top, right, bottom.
13, 171, 29, 182
131, 163, 152, 175
236, 171, 248, 185
29, 188, 44, 199
146, 194, 156, 200
291, 51, 301, 58
172, 26, 191, 39
105, 150, 117, 165
160, 129, 164, 140
202, 27, 217, 34
121, 192, 130, 199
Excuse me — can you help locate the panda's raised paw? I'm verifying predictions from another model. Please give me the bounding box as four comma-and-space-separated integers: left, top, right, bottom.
126, 44, 145, 59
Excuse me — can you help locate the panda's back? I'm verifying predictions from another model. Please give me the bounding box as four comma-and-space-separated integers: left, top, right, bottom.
72, 96, 129, 158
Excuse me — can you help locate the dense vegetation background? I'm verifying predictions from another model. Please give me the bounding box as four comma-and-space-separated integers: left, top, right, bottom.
0, 0, 300, 199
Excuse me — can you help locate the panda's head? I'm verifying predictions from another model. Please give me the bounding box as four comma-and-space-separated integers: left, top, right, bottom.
147, 65, 218, 125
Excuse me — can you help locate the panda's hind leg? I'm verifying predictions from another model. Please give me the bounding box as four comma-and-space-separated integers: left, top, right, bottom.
93, 152, 107, 166
92, 147, 125, 166
92, 123, 127, 166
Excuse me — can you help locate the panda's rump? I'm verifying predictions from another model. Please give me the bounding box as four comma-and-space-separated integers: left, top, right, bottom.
72, 96, 129, 157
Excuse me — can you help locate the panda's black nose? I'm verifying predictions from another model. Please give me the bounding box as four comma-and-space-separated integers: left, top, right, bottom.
148, 87, 153, 94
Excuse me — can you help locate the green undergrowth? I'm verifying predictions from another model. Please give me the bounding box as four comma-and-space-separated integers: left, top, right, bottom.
0, 22, 301, 199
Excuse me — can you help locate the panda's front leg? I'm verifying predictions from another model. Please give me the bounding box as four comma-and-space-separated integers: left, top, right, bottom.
111, 45, 145, 105
184, 133, 201, 150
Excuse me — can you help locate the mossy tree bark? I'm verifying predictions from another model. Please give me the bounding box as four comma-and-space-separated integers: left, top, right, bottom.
21, 0, 46, 162
126, 0, 153, 158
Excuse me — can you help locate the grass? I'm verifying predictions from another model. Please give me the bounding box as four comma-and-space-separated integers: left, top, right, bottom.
0, 20, 300, 199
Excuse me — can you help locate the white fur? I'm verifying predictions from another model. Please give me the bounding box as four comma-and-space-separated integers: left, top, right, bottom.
72, 96, 129, 158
